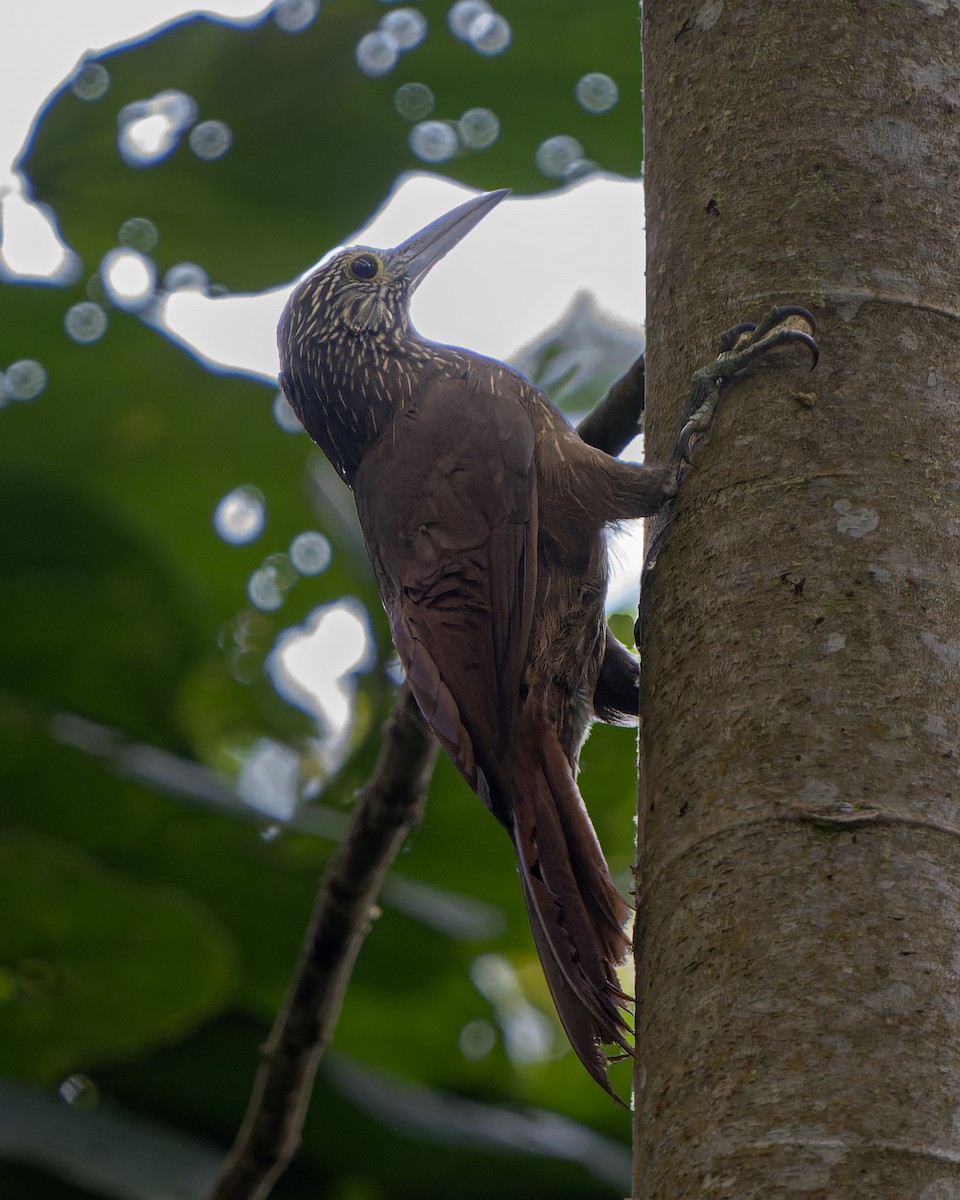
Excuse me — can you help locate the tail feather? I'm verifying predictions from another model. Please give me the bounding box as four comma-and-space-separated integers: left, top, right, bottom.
508, 734, 632, 1098
542, 733, 630, 960
518, 867, 626, 1096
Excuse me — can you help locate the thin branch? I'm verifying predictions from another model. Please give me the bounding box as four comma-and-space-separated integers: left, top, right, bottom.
575, 353, 645, 456
207, 689, 438, 1200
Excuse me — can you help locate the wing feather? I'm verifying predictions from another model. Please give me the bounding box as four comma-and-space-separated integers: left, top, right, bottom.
354, 369, 537, 806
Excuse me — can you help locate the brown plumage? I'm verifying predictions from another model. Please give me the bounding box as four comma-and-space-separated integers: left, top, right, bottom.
276, 189, 816, 1095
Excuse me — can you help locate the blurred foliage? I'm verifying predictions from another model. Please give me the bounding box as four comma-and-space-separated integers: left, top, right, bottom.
25, 0, 643, 289
0, 1, 644, 1196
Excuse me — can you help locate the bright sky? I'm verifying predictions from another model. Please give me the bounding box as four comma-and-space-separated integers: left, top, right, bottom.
1, 0, 645, 368
1, 3, 268, 184
1, 2, 648, 799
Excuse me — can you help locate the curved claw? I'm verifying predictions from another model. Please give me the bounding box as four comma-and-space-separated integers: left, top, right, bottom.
743, 325, 819, 371
767, 304, 817, 335
788, 329, 819, 369
725, 307, 819, 371
677, 421, 696, 465
755, 307, 818, 367
677, 406, 710, 464
718, 322, 757, 352
674, 304, 819, 466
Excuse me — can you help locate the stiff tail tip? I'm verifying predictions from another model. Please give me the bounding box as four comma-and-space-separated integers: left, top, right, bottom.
511, 744, 634, 1102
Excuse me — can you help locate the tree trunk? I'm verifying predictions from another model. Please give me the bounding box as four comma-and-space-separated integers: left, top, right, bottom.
634, 4, 960, 1197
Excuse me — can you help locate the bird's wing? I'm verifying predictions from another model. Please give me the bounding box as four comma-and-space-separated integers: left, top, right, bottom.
354, 369, 537, 805
356, 369, 632, 1095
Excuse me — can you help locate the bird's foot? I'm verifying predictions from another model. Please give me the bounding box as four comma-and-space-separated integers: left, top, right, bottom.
676, 305, 818, 464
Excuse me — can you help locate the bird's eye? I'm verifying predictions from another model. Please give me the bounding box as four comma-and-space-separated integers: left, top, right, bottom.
349, 255, 380, 281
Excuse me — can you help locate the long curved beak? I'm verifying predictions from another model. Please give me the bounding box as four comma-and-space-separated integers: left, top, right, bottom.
386, 189, 511, 288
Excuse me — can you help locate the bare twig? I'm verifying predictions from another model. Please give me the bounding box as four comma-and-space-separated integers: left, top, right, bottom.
207, 689, 438, 1200
575, 353, 645, 456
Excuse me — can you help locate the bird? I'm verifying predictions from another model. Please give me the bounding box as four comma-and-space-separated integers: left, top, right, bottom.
277, 189, 818, 1095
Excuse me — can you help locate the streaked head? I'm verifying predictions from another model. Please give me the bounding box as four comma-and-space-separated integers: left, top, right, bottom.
279, 188, 510, 342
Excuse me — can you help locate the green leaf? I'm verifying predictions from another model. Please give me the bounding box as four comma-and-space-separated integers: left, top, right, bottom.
21, 0, 642, 291
0, 724, 335, 1020
0, 831, 236, 1083
2, 1, 645, 1188
0, 278, 393, 757
0, 470, 198, 746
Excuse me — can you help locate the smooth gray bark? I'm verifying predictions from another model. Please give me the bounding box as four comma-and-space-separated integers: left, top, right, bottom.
635, 3, 960, 1196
